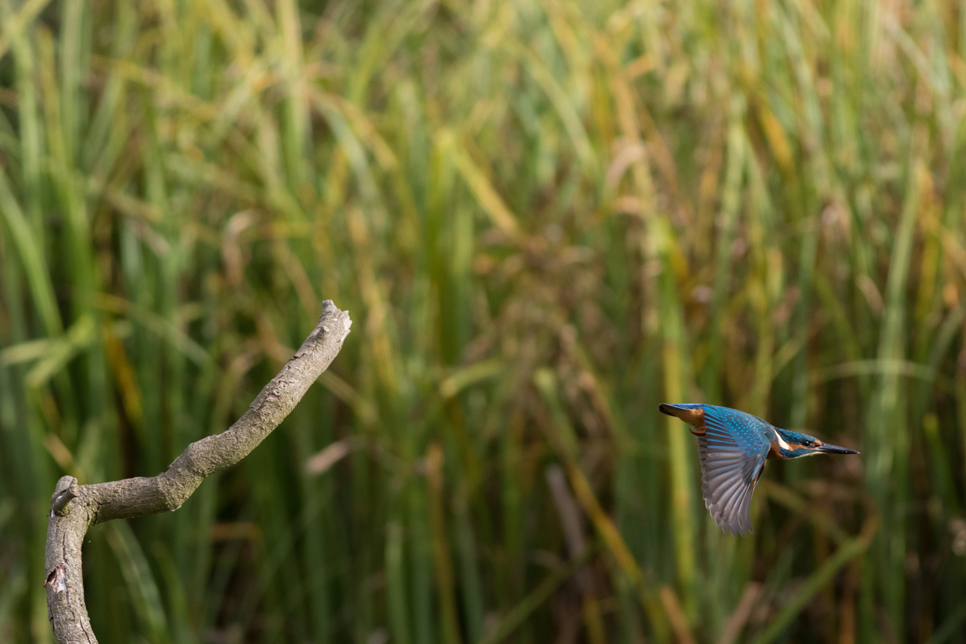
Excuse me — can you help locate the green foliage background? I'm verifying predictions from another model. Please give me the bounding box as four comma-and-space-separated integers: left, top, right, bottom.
1, 0, 965, 642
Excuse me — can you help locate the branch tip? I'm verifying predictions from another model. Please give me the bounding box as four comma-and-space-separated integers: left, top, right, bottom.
51, 477, 79, 516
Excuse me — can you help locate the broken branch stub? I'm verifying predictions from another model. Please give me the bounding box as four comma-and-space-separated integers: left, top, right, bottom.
44, 301, 351, 643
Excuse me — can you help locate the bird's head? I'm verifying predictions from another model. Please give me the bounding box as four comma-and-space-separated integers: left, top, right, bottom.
774, 428, 859, 459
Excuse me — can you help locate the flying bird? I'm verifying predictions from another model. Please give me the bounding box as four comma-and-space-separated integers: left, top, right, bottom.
659, 403, 859, 536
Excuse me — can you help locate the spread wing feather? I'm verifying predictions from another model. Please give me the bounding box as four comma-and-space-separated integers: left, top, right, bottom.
696, 407, 770, 537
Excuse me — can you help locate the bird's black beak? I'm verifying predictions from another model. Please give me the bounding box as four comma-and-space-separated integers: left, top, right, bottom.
817, 442, 859, 455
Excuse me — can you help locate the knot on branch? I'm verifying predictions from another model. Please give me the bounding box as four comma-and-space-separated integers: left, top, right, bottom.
44, 564, 68, 594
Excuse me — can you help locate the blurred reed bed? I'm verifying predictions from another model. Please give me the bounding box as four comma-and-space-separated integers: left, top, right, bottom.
1, 0, 965, 642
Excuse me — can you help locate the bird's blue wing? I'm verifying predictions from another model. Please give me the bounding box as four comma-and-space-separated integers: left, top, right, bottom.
697, 406, 771, 536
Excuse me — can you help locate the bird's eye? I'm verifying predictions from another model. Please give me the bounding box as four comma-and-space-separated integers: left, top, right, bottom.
802, 440, 812, 447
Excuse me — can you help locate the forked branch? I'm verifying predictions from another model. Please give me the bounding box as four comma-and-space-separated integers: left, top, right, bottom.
44, 301, 352, 643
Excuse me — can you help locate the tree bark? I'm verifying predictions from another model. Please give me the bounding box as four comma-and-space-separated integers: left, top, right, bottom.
44, 301, 351, 643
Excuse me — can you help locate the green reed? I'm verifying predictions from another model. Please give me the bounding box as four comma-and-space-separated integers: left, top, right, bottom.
2, 1, 966, 642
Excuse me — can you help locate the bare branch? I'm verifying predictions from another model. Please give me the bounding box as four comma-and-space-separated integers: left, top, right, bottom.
44, 301, 351, 643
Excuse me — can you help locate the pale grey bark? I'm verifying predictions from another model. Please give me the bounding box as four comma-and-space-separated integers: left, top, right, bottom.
44, 301, 351, 643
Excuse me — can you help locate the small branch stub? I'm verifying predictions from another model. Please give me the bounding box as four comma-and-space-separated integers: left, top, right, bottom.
44, 302, 351, 644
51, 477, 79, 516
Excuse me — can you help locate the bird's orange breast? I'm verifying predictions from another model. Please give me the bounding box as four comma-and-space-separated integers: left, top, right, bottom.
660, 405, 706, 435
767, 441, 783, 459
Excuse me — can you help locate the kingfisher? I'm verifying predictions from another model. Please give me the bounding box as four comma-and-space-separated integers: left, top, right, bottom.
659, 403, 859, 536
